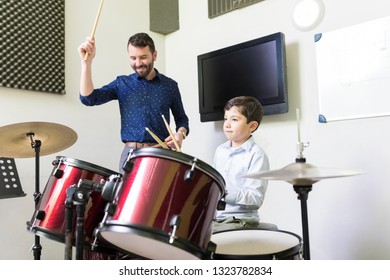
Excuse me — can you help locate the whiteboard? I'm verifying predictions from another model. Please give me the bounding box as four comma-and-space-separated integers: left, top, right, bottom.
315, 16, 390, 123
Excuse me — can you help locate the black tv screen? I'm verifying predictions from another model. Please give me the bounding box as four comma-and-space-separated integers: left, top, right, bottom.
197, 32, 288, 122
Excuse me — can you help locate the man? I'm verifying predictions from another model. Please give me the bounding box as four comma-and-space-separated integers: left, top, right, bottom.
78, 32, 189, 172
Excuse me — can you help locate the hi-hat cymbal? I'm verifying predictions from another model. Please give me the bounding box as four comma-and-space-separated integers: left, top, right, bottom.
244, 162, 363, 185
0, 122, 78, 158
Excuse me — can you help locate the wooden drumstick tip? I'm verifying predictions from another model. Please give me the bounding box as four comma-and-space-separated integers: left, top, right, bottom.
83, 0, 105, 61
161, 114, 181, 152
145, 127, 169, 149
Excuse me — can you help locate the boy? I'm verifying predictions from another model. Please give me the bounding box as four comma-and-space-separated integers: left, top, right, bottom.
212, 96, 271, 232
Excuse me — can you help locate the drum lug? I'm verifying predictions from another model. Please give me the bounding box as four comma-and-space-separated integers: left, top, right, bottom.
104, 203, 117, 216
299, 246, 304, 260
217, 200, 226, 210
169, 215, 181, 244
122, 160, 134, 174
123, 150, 135, 173
34, 210, 45, 220
102, 174, 122, 202
53, 168, 64, 179
184, 158, 198, 182
29, 210, 45, 231
217, 190, 227, 210
53, 158, 65, 178
207, 241, 217, 259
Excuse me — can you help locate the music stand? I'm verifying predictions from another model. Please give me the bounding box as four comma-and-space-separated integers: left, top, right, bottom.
0, 157, 26, 199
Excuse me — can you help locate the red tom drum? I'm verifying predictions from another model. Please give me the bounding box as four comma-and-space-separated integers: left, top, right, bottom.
27, 156, 119, 255
95, 148, 226, 260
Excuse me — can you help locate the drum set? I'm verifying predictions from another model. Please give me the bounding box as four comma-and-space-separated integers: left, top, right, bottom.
0, 121, 361, 260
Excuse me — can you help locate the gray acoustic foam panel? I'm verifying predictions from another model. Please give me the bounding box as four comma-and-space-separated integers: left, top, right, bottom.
150, 0, 179, 35
208, 0, 264, 19
0, 0, 65, 94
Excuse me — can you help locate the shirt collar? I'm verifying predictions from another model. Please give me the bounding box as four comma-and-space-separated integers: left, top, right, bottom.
221, 135, 255, 152
135, 68, 161, 81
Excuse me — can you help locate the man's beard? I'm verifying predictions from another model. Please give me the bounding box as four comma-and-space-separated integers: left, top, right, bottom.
134, 63, 153, 78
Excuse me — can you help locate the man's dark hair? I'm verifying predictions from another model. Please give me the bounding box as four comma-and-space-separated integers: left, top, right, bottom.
127, 32, 155, 53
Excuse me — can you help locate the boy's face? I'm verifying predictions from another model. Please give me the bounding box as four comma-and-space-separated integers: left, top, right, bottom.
223, 106, 258, 147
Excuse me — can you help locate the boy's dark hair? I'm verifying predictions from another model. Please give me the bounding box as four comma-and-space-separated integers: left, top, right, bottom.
127, 32, 155, 53
224, 96, 263, 132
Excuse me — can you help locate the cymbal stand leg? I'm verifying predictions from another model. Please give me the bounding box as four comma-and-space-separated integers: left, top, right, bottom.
64, 182, 90, 260
29, 133, 42, 260
65, 186, 77, 260
293, 185, 312, 260
73, 181, 94, 260
75, 200, 86, 260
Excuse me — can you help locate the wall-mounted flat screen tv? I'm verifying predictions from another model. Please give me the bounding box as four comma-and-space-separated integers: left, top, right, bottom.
197, 32, 288, 122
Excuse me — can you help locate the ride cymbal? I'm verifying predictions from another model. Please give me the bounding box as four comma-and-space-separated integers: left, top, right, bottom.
244, 162, 363, 185
0, 122, 77, 158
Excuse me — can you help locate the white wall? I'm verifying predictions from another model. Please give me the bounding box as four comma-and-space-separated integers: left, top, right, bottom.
1, 0, 389, 260
165, 0, 390, 260
0, 0, 152, 260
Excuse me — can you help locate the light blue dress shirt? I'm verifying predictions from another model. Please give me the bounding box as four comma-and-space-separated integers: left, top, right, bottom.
213, 136, 269, 223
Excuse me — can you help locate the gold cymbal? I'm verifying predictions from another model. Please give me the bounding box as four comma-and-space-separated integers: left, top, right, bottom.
0, 122, 78, 158
244, 162, 363, 185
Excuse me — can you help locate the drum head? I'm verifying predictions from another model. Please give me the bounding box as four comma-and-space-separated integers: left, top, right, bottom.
211, 229, 302, 260
97, 222, 210, 260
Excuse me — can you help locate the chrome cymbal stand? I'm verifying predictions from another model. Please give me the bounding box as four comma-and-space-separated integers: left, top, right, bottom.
28, 132, 42, 260
294, 115, 311, 260
292, 165, 312, 260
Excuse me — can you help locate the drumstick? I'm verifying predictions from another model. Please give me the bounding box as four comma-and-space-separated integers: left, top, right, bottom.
161, 115, 181, 152
152, 142, 168, 148
84, 0, 105, 60
145, 127, 169, 149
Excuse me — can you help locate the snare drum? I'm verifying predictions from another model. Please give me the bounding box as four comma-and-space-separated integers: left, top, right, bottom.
95, 148, 226, 260
27, 156, 119, 254
211, 229, 303, 260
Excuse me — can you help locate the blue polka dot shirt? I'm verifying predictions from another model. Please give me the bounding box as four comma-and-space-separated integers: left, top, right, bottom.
80, 70, 189, 143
